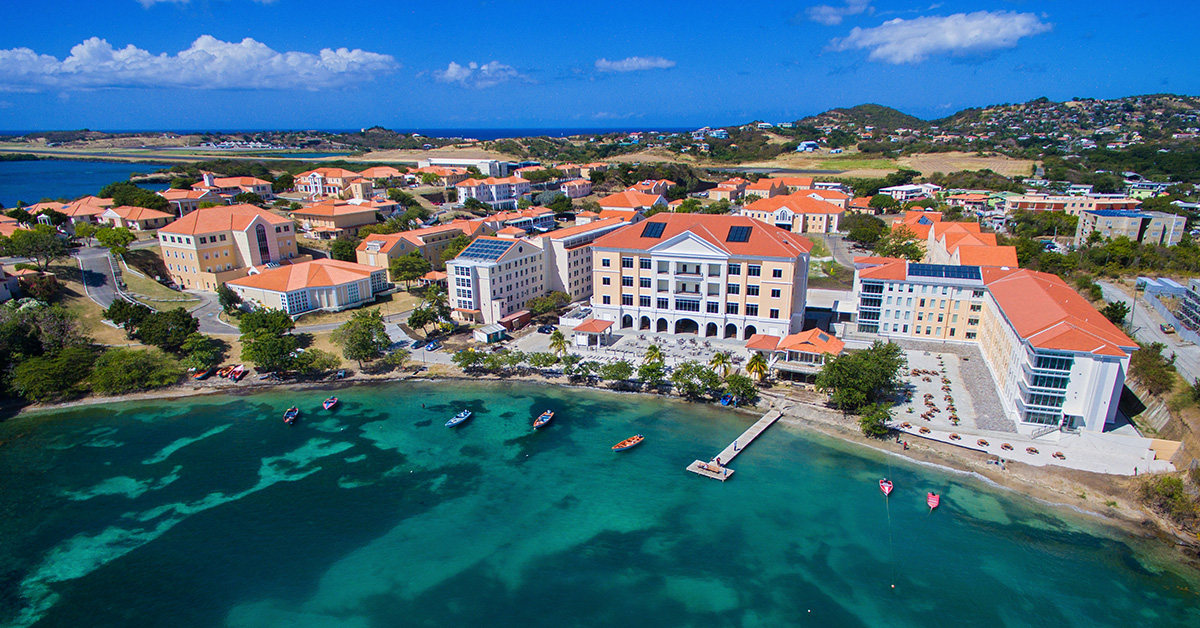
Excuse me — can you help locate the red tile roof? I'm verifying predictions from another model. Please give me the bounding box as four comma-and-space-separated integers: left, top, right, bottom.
160, 204, 290, 235
573, 318, 614, 333
228, 259, 379, 293
105, 205, 173, 222
592, 213, 813, 258
599, 190, 665, 209
744, 194, 844, 214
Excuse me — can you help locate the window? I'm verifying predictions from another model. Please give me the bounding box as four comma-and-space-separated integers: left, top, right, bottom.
707, 302, 720, 314
658, 297, 669, 309
970, 304, 981, 312
199, 236, 206, 244
602, 295, 611, 304
952, 314, 958, 323
771, 289, 781, 298
602, 258, 611, 267
640, 258, 651, 269
965, 331, 976, 340
621, 257, 633, 268
972, 289, 984, 298
747, 265, 761, 277
919, 298, 925, 307
902, 325, 908, 333
747, 285, 760, 296
622, 276, 634, 287
621, 294, 633, 306
602, 277, 610, 286
937, 314, 944, 323
727, 303, 739, 315
1034, 354, 1073, 371
925, 326, 932, 335
676, 299, 700, 312
728, 263, 741, 275
640, 278, 651, 288
746, 304, 759, 316
772, 268, 783, 278
640, 296, 651, 307
727, 284, 740, 295
769, 308, 779, 319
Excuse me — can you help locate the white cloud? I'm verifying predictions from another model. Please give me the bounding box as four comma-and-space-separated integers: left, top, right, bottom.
828, 11, 1052, 63
594, 56, 676, 73
0, 36, 398, 92
434, 61, 521, 89
805, 0, 874, 26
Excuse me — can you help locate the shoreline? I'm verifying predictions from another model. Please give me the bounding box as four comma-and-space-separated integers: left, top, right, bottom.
9, 367, 1200, 566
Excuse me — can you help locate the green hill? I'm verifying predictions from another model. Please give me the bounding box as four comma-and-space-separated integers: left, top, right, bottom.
799, 104, 927, 131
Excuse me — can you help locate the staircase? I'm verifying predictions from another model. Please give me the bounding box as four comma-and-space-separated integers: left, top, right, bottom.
1030, 423, 1060, 439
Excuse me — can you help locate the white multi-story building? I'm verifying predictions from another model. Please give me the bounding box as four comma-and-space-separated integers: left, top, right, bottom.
447, 235, 545, 324
418, 158, 507, 177
529, 218, 626, 302
455, 176, 532, 211
853, 258, 1136, 433
589, 214, 812, 339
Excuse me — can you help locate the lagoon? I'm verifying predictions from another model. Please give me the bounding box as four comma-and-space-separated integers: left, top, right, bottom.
0, 160, 169, 208
0, 380, 1196, 628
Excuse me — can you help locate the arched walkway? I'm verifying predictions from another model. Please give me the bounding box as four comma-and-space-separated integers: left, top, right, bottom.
675, 318, 699, 334
657, 318, 669, 333
724, 323, 738, 339
640, 316, 651, 330
705, 322, 718, 337
621, 314, 633, 329
744, 325, 758, 339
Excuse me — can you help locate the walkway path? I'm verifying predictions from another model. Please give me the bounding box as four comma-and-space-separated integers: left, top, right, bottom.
686, 410, 783, 481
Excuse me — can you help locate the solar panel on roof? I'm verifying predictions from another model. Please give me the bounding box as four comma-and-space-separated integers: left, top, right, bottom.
727, 225, 752, 242
907, 263, 981, 280
457, 239, 512, 261
641, 222, 666, 238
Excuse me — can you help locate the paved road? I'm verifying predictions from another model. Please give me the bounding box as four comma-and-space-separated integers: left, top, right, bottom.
1098, 280, 1200, 383
76, 249, 121, 309
821, 233, 857, 268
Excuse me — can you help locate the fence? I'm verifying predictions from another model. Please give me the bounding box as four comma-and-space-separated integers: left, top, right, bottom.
1145, 294, 1200, 345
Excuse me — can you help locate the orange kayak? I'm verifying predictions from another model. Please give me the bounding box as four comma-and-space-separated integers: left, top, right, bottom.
612, 434, 644, 451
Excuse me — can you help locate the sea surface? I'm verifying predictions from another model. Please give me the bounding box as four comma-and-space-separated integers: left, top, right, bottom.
0, 160, 170, 208
0, 380, 1197, 628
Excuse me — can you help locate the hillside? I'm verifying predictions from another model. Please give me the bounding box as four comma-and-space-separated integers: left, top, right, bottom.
798, 104, 927, 132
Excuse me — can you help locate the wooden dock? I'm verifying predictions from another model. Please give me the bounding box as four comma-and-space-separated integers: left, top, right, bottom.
686, 410, 783, 481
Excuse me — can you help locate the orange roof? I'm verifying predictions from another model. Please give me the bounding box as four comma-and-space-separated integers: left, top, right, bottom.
956, 246, 1018, 267
982, 268, 1135, 356
290, 201, 379, 218
744, 194, 844, 214
0, 217, 27, 237
597, 210, 640, 221
592, 213, 812, 258
745, 334, 782, 351
497, 226, 526, 235
160, 204, 290, 235
895, 210, 943, 238
413, 166, 467, 176
358, 166, 403, 179
297, 167, 362, 180
355, 223, 466, 254
599, 190, 665, 209
105, 205, 173, 221
769, 176, 813, 187
160, 189, 217, 201
228, 259, 379, 293
850, 196, 873, 208
807, 189, 848, 200
745, 179, 783, 192
950, 193, 989, 201
421, 270, 447, 281
778, 328, 845, 355
577, 211, 600, 217
543, 217, 626, 240
25, 201, 66, 214
855, 256, 908, 280
59, 196, 112, 218
561, 180, 591, 188
573, 318, 614, 333
457, 176, 528, 187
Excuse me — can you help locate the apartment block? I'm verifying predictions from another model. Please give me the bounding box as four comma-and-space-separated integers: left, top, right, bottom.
356, 218, 496, 271
589, 214, 812, 340
1074, 209, 1186, 247
447, 235, 545, 325
157, 204, 301, 290
1004, 194, 1141, 216
741, 194, 844, 234
529, 218, 626, 302
455, 176, 532, 211
227, 259, 389, 316
853, 258, 1136, 433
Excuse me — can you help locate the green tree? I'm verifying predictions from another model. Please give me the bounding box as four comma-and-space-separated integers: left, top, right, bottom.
745, 352, 770, 382
73, 221, 99, 246
234, 192, 264, 205
528, 291, 570, 316
527, 352, 559, 368
272, 173, 294, 193
407, 307, 436, 334
643, 344, 663, 365
238, 308, 295, 336
11, 346, 97, 401
1129, 342, 1177, 396
857, 403, 893, 437
842, 213, 886, 245
389, 251, 432, 287
420, 172, 441, 185
96, 226, 137, 255
869, 195, 899, 211
331, 309, 390, 367
97, 181, 169, 211
422, 284, 451, 322
0, 225, 68, 271
874, 225, 924, 261
292, 348, 342, 375
104, 299, 153, 335
217, 284, 242, 312
1101, 301, 1131, 325
670, 360, 724, 400
598, 359, 634, 386
90, 347, 184, 395
452, 348, 486, 371
709, 351, 733, 378
440, 234, 473, 261
170, 177, 196, 190
724, 373, 759, 406
329, 238, 358, 262
135, 307, 200, 353
462, 197, 489, 212
240, 329, 299, 372
180, 332, 223, 371
816, 341, 907, 413
637, 360, 667, 390
379, 349, 410, 372
549, 329, 569, 356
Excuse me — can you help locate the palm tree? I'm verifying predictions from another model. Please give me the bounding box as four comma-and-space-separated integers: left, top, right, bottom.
643, 344, 663, 365
709, 351, 733, 378
549, 329, 568, 356
746, 352, 769, 383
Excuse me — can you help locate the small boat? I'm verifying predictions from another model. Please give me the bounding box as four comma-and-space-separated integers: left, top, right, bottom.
719, 394, 734, 406
217, 365, 235, 378
879, 479, 893, 496
192, 367, 214, 380
283, 406, 300, 425
612, 434, 644, 451
229, 365, 246, 381
927, 492, 940, 511
323, 397, 339, 410
446, 410, 472, 428
533, 410, 553, 429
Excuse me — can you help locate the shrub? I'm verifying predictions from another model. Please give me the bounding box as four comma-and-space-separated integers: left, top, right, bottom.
90, 347, 184, 395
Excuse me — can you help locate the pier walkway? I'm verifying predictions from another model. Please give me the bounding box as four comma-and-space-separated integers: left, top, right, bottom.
686, 410, 782, 481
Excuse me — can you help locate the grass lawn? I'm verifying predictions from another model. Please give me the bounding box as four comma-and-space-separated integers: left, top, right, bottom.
48, 263, 147, 347
806, 237, 832, 259
817, 157, 896, 171
120, 264, 200, 308
291, 291, 422, 326
807, 261, 854, 290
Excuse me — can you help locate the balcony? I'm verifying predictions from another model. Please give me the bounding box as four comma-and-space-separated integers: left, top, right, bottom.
674, 288, 701, 295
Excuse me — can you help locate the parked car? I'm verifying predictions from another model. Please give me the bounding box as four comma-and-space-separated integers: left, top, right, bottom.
1161, 323, 1176, 334
412, 340, 427, 349
426, 342, 442, 352
537, 325, 556, 334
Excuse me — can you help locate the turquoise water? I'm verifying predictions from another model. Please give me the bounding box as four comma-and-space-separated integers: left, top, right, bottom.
0, 160, 169, 207
0, 381, 1197, 628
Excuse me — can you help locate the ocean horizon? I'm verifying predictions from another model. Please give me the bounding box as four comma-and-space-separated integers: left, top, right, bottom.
0, 127, 698, 142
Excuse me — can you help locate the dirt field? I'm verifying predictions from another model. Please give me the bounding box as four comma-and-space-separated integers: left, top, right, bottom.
901, 152, 1036, 177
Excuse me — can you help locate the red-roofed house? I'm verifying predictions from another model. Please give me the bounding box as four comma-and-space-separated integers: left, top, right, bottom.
852, 256, 1136, 433
289, 200, 382, 239
708, 178, 748, 202
355, 219, 495, 272
741, 194, 845, 233
926, 221, 1018, 268
590, 213, 813, 339
848, 196, 878, 215
98, 205, 174, 231
191, 172, 275, 200
598, 190, 666, 213
227, 259, 389, 316
158, 188, 226, 217
803, 189, 850, 209
455, 176, 531, 210
157, 204, 304, 290
629, 179, 675, 196
745, 328, 846, 372
560, 179, 593, 198
295, 168, 371, 200
769, 176, 814, 192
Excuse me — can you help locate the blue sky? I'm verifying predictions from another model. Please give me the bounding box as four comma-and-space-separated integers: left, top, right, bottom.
0, 0, 1195, 131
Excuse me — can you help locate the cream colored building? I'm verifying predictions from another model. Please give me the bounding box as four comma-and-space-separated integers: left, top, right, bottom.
529, 218, 627, 302
227, 259, 389, 316
355, 218, 498, 272
290, 200, 381, 239
157, 204, 302, 291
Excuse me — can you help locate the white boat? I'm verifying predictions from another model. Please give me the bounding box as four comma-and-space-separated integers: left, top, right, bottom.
446, 410, 472, 428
